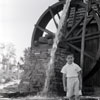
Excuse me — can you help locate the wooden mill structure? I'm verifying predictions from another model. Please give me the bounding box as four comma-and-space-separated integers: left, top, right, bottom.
31, 0, 100, 96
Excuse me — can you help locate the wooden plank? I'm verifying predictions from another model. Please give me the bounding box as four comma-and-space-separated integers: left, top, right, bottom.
72, 7, 76, 26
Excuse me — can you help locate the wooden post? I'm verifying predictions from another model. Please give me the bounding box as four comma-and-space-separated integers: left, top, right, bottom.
80, 5, 88, 69
80, 2, 88, 92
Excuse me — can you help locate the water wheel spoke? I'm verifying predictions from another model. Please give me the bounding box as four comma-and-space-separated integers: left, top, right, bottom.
66, 42, 95, 60
67, 31, 100, 42
71, 35, 100, 43
65, 8, 92, 39
49, 7, 58, 28
84, 45, 100, 81
75, 16, 94, 36
35, 25, 55, 35
75, 28, 86, 37
65, 16, 84, 39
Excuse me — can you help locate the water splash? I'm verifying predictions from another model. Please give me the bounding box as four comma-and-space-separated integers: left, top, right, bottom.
42, 0, 72, 95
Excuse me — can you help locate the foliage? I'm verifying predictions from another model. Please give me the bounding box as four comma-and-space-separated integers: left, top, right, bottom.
0, 43, 20, 83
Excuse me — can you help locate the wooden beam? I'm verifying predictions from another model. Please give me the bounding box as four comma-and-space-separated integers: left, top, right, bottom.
35, 25, 55, 35
67, 31, 100, 42
65, 16, 84, 39
49, 7, 58, 28
65, 8, 92, 39
66, 42, 95, 60
75, 16, 94, 36
80, 7, 88, 68
71, 35, 100, 43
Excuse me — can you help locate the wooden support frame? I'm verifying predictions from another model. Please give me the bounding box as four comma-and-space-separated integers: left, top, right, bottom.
65, 8, 92, 39
66, 42, 95, 60
65, 16, 84, 39
67, 31, 100, 42
70, 35, 100, 43
83, 1, 100, 81
80, 3, 88, 69
73, 35, 100, 43
75, 16, 94, 36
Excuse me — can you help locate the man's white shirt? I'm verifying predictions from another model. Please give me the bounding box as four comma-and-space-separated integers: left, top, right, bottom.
61, 62, 81, 77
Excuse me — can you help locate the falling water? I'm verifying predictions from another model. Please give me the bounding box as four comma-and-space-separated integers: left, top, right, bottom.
42, 0, 72, 95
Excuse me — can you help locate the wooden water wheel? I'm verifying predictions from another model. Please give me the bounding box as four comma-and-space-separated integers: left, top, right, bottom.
31, 0, 100, 95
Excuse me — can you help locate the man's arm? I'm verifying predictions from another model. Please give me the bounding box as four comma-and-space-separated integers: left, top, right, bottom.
78, 71, 82, 90
62, 73, 67, 91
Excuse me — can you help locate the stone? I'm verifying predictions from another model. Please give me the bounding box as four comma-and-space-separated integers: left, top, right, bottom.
39, 37, 48, 44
